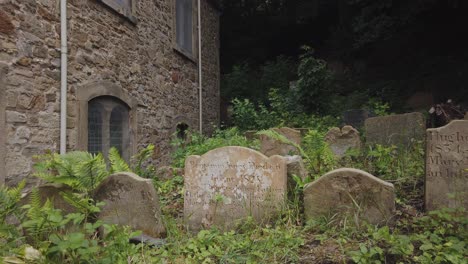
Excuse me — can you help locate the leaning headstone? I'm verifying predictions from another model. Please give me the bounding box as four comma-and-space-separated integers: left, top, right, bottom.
20, 184, 75, 214
285, 155, 308, 181
425, 120, 468, 211
304, 168, 395, 225
325, 126, 361, 158
343, 109, 373, 129
184, 146, 287, 231
365, 112, 426, 146
93, 172, 166, 238
259, 127, 301, 156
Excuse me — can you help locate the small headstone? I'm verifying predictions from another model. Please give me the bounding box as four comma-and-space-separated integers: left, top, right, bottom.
184, 146, 287, 231
425, 120, 468, 211
285, 155, 308, 181
365, 112, 426, 146
244, 131, 257, 141
343, 109, 373, 129
325, 126, 361, 158
304, 168, 395, 225
20, 184, 75, 214
93, 172, 166, 238
259, 127, 301, 156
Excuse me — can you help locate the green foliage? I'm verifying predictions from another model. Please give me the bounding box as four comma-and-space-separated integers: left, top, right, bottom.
296, 47, 334, 114
153, 225, 304, 263
171, 127, 258, 168
130, 144, 156, 178
221, 56, 297, 103
34, 152, 109, 195
0, 181, 26, 256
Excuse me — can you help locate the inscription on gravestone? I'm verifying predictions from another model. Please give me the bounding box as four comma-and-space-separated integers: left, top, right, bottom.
426, 120, 468, 211
184, 146, 287, 231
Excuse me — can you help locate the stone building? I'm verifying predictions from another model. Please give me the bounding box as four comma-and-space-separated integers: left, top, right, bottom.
0, 0, 221, 186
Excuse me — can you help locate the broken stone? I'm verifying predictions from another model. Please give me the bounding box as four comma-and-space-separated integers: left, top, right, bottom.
259, 127, 301, 156
93, 172, 166, 238
325, 126, 361, 158
304, 168, 395, 225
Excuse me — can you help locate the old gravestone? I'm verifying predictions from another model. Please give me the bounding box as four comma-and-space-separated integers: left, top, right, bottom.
93, 172, 166, 238
343, 109, 373, 129
259, 127, 301, 156
365, 112, 426, 146
303, 168, 395, 225
426, 120, 468, 211
325, 126, 362, 158
184, 146, 287, 231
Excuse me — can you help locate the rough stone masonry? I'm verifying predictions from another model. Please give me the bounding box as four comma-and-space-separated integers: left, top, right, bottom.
0, 0, 220, 186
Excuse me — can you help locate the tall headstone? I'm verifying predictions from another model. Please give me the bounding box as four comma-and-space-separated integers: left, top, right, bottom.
365, 112, 426, 146
93, 172, 166, 238
425, 120, 468, 211
184, 146, 287, 231
259, 127, 301, 156
325, 126, 361, 158
304, 168, 395, 225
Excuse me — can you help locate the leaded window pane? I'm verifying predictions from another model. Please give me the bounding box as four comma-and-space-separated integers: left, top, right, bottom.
110, 106, 127, 155
176, 0, 193, 54
88, 102, 103, 155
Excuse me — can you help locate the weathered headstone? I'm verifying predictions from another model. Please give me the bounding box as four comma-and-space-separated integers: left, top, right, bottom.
259, 127, 301, 156
184, 146, 287, 231
325, 126, 361, 158
304, 168, 395, 225
425, 120, 468, 211
20, 184, 75, 214
343, 109, 373, 129
365, 112, 426, 146
93, 172, 166, 238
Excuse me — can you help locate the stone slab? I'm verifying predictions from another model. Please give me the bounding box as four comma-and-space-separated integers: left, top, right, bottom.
365, 112, 426, 146
325, 126, 361, 158
259, 127, 301, 156
425, 120, 468, 211
93, 172, 166, 238
304, 168, 395, 225
343, 109, 373, 129
184, 146, 287, 231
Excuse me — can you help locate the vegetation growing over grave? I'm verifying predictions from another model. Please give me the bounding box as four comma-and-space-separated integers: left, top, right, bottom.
1, 124, 467, 263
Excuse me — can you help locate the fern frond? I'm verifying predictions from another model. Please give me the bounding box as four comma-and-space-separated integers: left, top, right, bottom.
26, 188, 42, 221
74, 153, 109, 193
109, 147, 130, 173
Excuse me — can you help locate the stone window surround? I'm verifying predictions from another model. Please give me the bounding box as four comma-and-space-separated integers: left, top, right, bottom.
97, 0, 137, 24
172, 0, 198, 62
76, 81, 137, 158
0, 63, 7, 185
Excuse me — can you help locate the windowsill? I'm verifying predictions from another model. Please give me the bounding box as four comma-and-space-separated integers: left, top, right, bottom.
96, 0, 138, 25
173, 45, 197, 64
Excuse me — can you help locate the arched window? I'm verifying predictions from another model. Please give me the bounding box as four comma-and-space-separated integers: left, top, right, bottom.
176, 123, 189, 140
87, 96, 130, 159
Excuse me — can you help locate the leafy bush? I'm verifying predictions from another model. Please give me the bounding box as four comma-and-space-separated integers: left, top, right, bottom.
171, 127, 258, 168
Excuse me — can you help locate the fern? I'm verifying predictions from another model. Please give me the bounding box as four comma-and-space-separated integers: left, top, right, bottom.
109, 147, 131, 174
131, 144, 155, 177
73, 153, 109, 194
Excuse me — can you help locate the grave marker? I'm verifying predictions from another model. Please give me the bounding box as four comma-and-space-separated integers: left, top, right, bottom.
304, 168, 395, 225
425, 120, 468, 211
259, 127, 301, 156
365, 112, 425, 146
184, 146, 287, 231
325, 126, 361, 158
